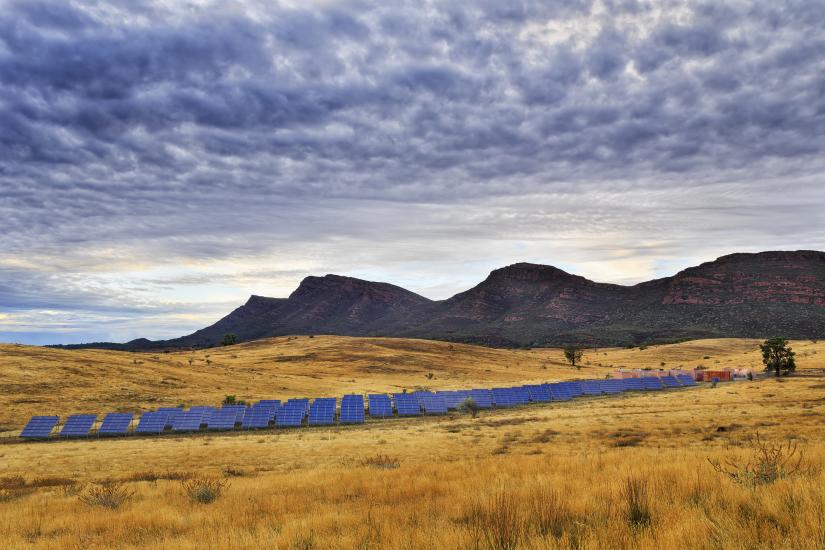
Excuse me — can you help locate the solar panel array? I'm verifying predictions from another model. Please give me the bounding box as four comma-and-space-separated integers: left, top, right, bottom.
308, 398, 336, 426
98, 413, 133, 436
367, 394, 393, 418
21, 416, 59, 438
340, 394, 365, 424
60, 414, 97, 437
394, 393, 422, 416
19, 369, 704, 439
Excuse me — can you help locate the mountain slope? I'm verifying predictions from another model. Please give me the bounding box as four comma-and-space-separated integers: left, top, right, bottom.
60, 250, 825, 349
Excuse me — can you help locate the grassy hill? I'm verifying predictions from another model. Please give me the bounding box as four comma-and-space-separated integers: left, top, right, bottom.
1, 336, 825, 548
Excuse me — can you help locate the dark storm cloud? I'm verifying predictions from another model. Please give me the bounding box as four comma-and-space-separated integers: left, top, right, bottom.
2, 0, 825, 343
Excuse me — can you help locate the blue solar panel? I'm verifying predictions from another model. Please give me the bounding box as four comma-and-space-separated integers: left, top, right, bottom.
207, 408, 238, 430
676, 374, 697, 386
241, 404, 273, 429
548, 383, 572, 401
394, 393, 421, 416
621, 378, 645, 391
172, 410, 205, 432
600, 380, 625, 394
437, 390, 472, 409
59, 414, 97, 437
511, 386, 530, 404
524, 384, 551, 402
219, 405, 247, 423
469, 389, 494, 408
560, 381, 584, 397
98, 412, 133, 436
640, 376, 664, 390
308, 397, 336, 426
136, 411, 170, 434
420, 393, 448, 415
580, 380, 603, 396
660, 375, 681, 388
340, 394, 365, 424
367, 394, 393, 418
20, 415, 59, 438
276, 400, 307, 427
492, 388, 516, 407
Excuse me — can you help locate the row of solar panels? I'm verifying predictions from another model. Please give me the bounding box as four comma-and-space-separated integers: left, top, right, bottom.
20, 375, 696, 438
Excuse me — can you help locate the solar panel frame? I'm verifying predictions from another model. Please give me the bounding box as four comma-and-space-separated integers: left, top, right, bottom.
20, 415, 59, 439
367, 394, 393, 418
393, 393, 422, 416
59, 414, 97, 437
340, 394, 365, 424
308, 397, 337, 426
135, 411, 170, 434
171, 410, 206, 432
98, 412, 133, 436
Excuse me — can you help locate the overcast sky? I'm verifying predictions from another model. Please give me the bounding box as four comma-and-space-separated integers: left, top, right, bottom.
2, 0, 824, 345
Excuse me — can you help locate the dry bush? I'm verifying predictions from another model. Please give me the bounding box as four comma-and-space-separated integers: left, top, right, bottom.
709, 432, 812, 486
480, 491, 524, 550
623, 477, 652, 528
78, 482, 135, 509
181, 476, 229, 504
359, 454, 400, 469
125, 470, 192, 483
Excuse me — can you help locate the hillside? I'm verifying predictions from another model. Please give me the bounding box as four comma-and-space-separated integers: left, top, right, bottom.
72, 250, 825, 350
3, 335, 824, 436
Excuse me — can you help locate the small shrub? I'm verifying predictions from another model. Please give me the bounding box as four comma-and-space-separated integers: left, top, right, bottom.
359, 454, 400, 470
181, 476, 229, 504
426, 372, 434, 380
708, 432, 812, 486
459, 397, 479, 418
623, 477, 652, 528
78, 482, 135, 510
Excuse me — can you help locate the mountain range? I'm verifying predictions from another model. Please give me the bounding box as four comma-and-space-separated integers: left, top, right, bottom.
65, 250, 825, 350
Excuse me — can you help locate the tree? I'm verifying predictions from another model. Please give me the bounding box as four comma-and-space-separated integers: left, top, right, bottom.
760, 338, 796, 377
563, 345, 583, 369
221, 333, 237, 346
459, 398, 479, 418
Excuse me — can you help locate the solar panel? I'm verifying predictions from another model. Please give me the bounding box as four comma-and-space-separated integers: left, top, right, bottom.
548, 383, 572, 401
20, 415, 59, 438
420, 393, 448, 415
98, 412, 133, 436
276, 400, 307, 427
600, 380, 625, 394
172, 410, 205, 432
136, 411, 170, 434
621, 378, 645, 391
157, 407, 183, 428
437, 390, 472, 409
60, 414, 97, 437
524, 384, 552, 402
308, 397, 337, 426
241, 404, 273, 429
219, 405, 247, 423
492, 388, 516, 407
640, 376, 664, 390
511, 386, 531, 405
560, 381, 584, 397
660, 375, 681, 388
580, 380, 603, 396
469, 389, 494, 408
393, 393, 421, 416
367, 394, 393, 418
207, 408, 238, 431
340, 394, 365, 424
676, 374, 697, 386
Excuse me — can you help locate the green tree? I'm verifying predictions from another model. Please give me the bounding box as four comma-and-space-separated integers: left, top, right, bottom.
459, 398, 479, 418
760, 337, 796, 377
563, 345, 583, 369
221, 333, 237, 346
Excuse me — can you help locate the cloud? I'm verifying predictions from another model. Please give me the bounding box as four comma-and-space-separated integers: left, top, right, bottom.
1, 0, 824, 344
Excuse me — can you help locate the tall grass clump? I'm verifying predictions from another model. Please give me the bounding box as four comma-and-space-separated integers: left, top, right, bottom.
622, 477, 651, 528
709, 432, 812, 486
181, 476, 229, 504
463, 490, 524, 550
78, 481, 135, 509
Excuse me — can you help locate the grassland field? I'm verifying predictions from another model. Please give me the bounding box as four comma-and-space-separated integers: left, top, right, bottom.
1, 336, 824, 549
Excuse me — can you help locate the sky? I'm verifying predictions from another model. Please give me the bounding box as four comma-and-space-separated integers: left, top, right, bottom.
1, 0, 825, 345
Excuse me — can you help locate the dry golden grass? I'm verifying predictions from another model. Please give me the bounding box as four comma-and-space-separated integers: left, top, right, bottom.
1, 336, 825, 548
